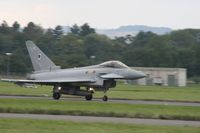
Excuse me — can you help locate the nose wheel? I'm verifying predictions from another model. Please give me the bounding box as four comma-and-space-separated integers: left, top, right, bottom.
102, 95, 108, 101
102, 88, 108, 102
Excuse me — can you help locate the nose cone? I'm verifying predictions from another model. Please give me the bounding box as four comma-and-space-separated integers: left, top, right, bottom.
135, 71, 146, 79
127, 70, 146, 79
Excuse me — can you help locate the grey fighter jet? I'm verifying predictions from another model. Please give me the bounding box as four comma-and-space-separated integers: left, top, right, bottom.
1, 41, 146, 101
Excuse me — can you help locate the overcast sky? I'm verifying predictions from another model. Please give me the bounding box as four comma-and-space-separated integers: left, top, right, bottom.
0, 0, 200, 29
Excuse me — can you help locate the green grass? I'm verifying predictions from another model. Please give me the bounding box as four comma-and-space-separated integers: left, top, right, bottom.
1, 81, 200, 102
102, 84, 200, 102
0, 118, 199, 133
0, 98, 200, 121
0, 82, 51, 96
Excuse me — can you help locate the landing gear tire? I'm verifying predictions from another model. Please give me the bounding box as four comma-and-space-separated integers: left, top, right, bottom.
53, 92, 61, 100
85, 94, 93, 101
102, 95, 108, 101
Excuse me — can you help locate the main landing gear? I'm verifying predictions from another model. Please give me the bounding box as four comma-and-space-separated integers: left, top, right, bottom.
53, 92, 61, 100
85, 87, 94, 101
85, 94, 93, 101
53, 85, 61, 100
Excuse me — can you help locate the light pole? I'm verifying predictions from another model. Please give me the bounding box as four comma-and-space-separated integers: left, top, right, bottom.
5, 52, 12, 76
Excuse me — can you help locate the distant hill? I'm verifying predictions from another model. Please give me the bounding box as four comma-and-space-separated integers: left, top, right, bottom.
96, 25, 172, 38
62, 25, 172, 38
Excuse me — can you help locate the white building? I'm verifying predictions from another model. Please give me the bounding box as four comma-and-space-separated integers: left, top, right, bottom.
129, 67, 187, 86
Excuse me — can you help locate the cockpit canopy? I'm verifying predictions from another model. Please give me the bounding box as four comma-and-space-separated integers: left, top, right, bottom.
99, 61, 129, 69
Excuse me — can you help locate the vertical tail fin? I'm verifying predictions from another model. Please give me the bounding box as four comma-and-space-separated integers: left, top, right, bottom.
26, 41, 60, 72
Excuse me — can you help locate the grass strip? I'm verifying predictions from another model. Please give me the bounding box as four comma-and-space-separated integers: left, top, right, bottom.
0, 107, 200, 121
0, 118, 200, 133
0, 98, 200, 121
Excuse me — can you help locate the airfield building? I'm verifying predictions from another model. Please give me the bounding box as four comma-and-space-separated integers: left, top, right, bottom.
129, 67, 187, 86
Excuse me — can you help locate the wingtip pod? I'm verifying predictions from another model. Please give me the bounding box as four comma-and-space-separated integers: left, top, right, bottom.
1, 78, 8, 82
1, 78, 15, 82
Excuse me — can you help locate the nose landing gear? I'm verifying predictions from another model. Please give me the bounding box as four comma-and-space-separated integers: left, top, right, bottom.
102, 88, 109, 102
102, 95, 108, 101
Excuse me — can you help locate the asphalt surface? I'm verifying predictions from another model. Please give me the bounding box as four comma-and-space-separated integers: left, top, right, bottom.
0, 113, 200, 127
0, 95, 200, 107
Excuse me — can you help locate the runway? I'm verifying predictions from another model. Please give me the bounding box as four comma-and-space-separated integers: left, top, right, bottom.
0, 113, 200, 127
0, 95, 200, 107
0, 95, 200, 127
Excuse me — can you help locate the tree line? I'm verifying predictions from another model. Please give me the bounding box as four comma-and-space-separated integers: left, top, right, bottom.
0, 20, 200, 78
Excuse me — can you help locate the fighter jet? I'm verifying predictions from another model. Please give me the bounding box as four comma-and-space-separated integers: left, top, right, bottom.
1, 41, 146, 101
